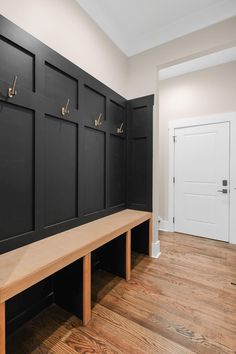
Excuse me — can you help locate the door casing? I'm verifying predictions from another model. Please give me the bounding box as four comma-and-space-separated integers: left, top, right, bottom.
168, 112, 236, 244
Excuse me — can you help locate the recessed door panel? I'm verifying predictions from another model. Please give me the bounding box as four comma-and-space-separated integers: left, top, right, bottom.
45, 62, 78, 110
83, 127, 105, 215
0, 36, 34, 91
83, 85, 106, 127
44, 115, 78, 226
109, 135, 126, 207
0, 102, 34, 241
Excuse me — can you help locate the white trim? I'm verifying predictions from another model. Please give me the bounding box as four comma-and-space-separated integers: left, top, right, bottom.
152, 101, 159, 245
159, 47, 236, 81
168, 112, 236, 244
229, 118, 236, 244
159, 219, 170, 232
168, 126, 175, 233
151, 240, 161, 258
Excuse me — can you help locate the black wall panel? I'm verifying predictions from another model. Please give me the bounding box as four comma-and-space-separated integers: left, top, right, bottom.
0, 35, 34, 91
83, 127, 106, 215
0, 102, 34, 241
127, 95, 154, 211
45, 62, 78, 110
83, 85, 106, 126
130, 137, 147, 206
110, 100, 125, 135
44, 115, 78, 226
109, 135, 126, 207
130, 106, 148, 136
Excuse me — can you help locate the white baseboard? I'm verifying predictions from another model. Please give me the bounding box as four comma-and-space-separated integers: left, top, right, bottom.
151, 240, 161, 258
159, 219, 170, 232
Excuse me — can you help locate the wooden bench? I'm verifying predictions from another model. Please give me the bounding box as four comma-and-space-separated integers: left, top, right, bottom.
0, 209, 152, 354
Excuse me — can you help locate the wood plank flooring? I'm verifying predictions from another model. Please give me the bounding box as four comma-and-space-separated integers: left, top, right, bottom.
7, 232, 236, 353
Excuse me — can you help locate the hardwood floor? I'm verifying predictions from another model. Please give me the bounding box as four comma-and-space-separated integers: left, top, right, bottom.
8, 232, 236, 353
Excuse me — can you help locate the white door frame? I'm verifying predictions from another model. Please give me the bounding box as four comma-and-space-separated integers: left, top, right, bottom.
168, 112, 236, 244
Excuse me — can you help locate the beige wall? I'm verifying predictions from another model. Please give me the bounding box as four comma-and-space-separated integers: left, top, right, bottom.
127, 17, 236, 99
126, 16, 236, 232
0, 0, 128, 97
1, 1, 235, 101
159, 60, 236, 220
1, 0, 235, 100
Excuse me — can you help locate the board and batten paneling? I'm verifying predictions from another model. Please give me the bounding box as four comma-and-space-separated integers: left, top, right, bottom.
83, 127, 106, 216
44, 115, 78, 227
109, 135, 126, 207
0, 35, 35, 91
0, 102, 34, 241
109, 99, 126, 136
127, 95, 154, 211
44, 62, 79, 111
83, 84, 106, 127
0, 14, 153, 337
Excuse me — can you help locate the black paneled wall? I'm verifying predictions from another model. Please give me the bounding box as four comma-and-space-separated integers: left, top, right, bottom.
0, 15, 153, 333
127, 95, 154, 211
0, 15, 129, 254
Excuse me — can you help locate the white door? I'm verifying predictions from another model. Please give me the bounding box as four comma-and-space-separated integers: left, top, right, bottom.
174, 122, 230, 241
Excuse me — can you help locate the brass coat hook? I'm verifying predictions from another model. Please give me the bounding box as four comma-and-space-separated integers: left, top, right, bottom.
61, 98, 70, 116
117, 122, 124, 134
8, 75, 18, 98
95, 113, 102, 127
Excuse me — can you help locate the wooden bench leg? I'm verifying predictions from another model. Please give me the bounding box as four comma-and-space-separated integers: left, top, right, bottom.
0, 303, 5, 354
126, 230, 131, 281
149, 217, 153, 257
83, 253, 91, 326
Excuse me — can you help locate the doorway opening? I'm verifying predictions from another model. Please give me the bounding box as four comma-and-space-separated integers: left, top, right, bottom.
157, 47, 236, 244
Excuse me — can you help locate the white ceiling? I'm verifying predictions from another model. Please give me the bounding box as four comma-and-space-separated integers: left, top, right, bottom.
76, 0, 236, 56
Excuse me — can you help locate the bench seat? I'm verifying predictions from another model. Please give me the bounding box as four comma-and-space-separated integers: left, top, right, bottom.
0, 209, 152, 354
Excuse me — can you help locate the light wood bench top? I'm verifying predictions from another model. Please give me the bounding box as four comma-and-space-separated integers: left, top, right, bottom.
0, 209, 152, 303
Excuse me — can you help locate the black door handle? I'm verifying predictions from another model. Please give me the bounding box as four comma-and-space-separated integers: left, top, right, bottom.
217, 189, 228, 194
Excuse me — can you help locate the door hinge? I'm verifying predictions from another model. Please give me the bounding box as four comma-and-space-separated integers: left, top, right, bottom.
173, 217, 175, 224
173, 177, 175, 183
173, 135, 177, 143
